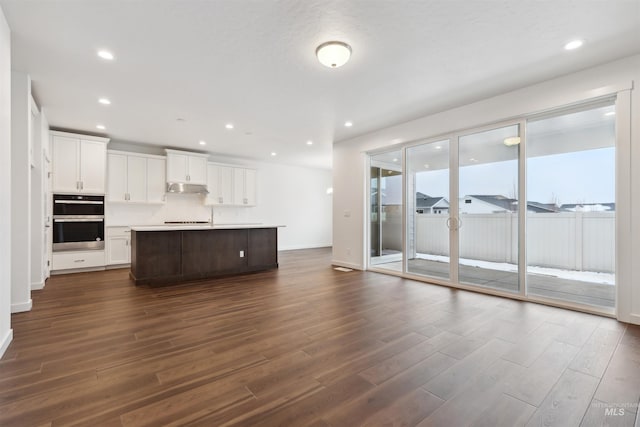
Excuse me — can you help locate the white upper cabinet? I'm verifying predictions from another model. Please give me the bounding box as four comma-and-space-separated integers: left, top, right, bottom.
206, 164, 234, 205
187, 156, 207, 185
107, 150, 166, 204
126, 155, 147, 202
52, 132, 109, 194
233, 167, 257, 206
146, 157, 166, 204
206, 163, 256, 206
165, 149, 208, 185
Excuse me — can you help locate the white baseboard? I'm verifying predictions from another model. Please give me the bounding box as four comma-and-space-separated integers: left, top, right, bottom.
331, 259, 364, 271
11, 299, 33, 313
0, 329, 13, 359
280, 244, 332, 251
31, 279, 45, 290
628, 313, 640, 326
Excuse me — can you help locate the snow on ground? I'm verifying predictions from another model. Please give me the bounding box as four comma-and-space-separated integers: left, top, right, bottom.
415, 253, 615, 285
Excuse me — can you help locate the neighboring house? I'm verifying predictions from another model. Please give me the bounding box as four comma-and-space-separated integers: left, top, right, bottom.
460, 195, 561, 214
415, 192, 449, 214
525, 201, 560, 213
460, 195, 517, 214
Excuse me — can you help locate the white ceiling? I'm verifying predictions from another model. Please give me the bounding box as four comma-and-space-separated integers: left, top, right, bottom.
1, 0, 639, 170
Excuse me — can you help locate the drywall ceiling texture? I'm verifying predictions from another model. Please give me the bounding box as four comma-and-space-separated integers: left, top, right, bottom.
1, 0, 639, 169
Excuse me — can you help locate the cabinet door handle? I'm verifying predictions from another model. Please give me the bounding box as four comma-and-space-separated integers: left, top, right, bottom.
187, 174, 190, 182
126, 240, 129, 246
81, 181, 84, 190
244, 198, 248, 204
219, 197, 223, 204
76, 181, 80, 190
74, 259, 85, 263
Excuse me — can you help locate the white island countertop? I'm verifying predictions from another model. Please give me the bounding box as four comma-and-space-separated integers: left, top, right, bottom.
130, 224, 285, 232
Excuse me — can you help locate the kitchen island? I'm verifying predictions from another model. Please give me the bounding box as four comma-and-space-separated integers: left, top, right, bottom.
130, 224, 283, 285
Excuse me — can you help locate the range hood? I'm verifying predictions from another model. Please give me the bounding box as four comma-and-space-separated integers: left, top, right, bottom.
166, 182, 209, 194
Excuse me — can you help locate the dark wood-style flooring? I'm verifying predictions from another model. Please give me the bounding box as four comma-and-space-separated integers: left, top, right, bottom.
1, 248, 639, 426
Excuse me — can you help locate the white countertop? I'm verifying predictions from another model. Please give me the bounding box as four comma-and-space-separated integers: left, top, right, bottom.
130, 224, 285, 231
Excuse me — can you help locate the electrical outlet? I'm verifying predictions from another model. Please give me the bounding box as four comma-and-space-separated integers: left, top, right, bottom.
240, 250, 245, 257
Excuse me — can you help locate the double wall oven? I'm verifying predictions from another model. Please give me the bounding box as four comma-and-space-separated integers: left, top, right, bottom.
53, 194, 105, 251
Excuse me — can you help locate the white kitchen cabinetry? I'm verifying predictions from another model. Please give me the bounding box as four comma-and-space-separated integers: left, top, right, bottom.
107, 151, 166, 204
146, 157, 167, 203
206, 163, 257, 206
106, 227, 131, 265
51, 131, 109, 194
207, 164, 234, 205
233, 167, 257, 206
52, 250, 105, 271
165, 149, 208, 185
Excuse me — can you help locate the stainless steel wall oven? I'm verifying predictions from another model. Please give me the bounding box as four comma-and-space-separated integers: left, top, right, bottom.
53, 194, 105, 251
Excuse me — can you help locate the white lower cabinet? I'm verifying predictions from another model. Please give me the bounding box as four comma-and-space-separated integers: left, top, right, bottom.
106, 227, 131, 265
52, 250, 105, 271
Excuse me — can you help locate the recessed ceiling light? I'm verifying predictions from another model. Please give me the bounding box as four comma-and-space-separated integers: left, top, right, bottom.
424, 164, 430, 169
225, 123, 234, 129
469, 158, 478, 162
97, 50, 114, 60
270, 152, 277, 156
564, 39, 583, 50
604, 111, 615, 117
344, 121, 353, 127
199, 140, 206, 145
307, 140, 313, 145
392, 158, 398, 162
96, 124, 106, 130
98, 98, 111, 105
504, 136, 521, 146
316, 41, 352, 68
435, 145, 442, 150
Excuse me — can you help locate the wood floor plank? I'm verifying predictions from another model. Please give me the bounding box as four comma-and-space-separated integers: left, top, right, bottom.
422, 338, 514, 400
417, 358, 525, 427
1, 248, 637, 426
569, 326, 624, 378
322, 352, 457, 426
504, 340, 581, 407
525, 369, 600, 427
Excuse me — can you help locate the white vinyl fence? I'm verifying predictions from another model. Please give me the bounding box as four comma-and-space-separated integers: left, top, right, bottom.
382, 211, 615, 273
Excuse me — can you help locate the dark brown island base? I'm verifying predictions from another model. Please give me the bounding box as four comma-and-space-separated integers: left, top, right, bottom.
129, 225, 282, 285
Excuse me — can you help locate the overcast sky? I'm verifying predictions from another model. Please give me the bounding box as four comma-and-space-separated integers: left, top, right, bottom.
383, 147, 615, 206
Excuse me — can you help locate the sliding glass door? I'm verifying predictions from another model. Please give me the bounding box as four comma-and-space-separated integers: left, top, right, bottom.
368, 101, 616, 313
458, 125, 520, 293
406, 140, 451, 280
526, 103, 616, 308
370, 150, 403, 272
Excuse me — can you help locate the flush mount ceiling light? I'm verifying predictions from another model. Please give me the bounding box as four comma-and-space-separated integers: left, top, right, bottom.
225, 123, 234, 129
98, 97, 111, 105
316, 41, 352, 68
96, 124, 106, 130
564, 39, 583, 50
199, 140, 206, 145
344, 121, 353, 127
97, 50, 114, 60
306, 140, 313, 145
504, 136, 521, 146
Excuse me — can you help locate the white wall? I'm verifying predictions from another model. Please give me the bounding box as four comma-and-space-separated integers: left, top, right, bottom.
0, 5, 13, 358
107, 150, 333, 251
333, 54, 640, 323
30, 108, 48, 290
10, 71, 31, 313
